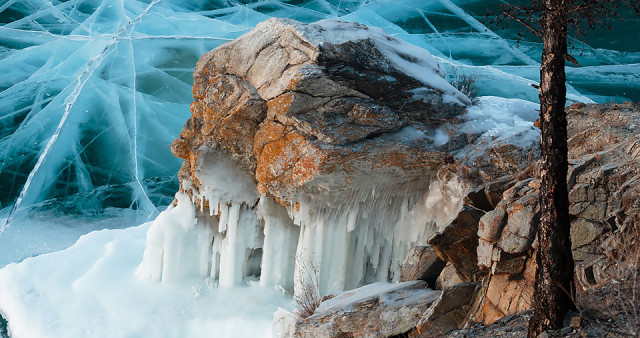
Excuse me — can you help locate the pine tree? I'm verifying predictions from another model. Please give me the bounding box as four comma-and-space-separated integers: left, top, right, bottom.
489, 1, 640, 336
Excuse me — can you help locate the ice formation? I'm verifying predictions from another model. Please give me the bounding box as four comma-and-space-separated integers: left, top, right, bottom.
137, 151, 465, 295
0, 223, 292, 338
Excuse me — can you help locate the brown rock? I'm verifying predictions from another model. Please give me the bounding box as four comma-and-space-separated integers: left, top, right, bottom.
464, 186, 493, 212
415, 282, 480, 335
484, 176, 516, 207
474, 257, 535, 324
436, 263, 464, 290
400, 245, 446, 288
491, 253, 527, 275
178, 18, 471, 204
428, 204, 485, 281
478, 207, 507, 243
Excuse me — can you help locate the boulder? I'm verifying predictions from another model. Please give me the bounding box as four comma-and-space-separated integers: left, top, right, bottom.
436, 263, 464, 290
283, 281, 441, 337
414, 282, 480, 335
428, 204, 485, 281
400, 245, 446, 287
476, 179, 538, 272
176, 17, 471, 204
478, 207, 506, 243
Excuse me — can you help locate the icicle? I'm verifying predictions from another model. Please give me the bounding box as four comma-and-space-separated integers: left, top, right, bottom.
219, 202, 240, 287
138, 158, 465, 296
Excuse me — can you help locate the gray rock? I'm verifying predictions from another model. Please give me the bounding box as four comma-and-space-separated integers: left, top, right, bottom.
570, 218, 604, 250
478, 207, 507, 242
292, 281, 441, 338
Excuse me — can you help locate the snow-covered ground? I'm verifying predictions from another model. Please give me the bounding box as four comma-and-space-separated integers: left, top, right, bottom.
0, 208, 151, 268
0, 221, 292, 338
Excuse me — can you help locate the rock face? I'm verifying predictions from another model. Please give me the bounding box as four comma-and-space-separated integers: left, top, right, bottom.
174, 17, 470, 203
279, 281, 441, 337
398, 102, 640, 331
467, 102, 640, 324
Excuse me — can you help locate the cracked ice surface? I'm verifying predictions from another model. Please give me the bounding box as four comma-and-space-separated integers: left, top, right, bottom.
1, 0, 638, 223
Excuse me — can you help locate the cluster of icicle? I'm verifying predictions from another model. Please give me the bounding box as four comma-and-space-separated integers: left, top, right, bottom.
136, 151, 464, 295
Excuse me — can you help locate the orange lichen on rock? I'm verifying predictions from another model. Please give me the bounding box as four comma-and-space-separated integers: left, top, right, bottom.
174, 18, 471, 208
255, 131, 309, 190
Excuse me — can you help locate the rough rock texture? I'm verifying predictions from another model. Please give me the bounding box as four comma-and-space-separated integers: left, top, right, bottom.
170, 15, 640, 335
410, 102, 640, 330
436, 263, 464, 291
399, 245, 446, 287
470, 102, 640, 324
174, 18, 470, 204
414, 282, 480, 336
428, 204, 486, 282
289, 281, 441, 337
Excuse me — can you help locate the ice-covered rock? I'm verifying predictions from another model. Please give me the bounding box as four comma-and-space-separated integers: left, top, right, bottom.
138, 18, 470, 295
177, 17, 470, 199
276, 281, 441, 338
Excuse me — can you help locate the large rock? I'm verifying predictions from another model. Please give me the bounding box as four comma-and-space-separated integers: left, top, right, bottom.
414, 282, 480, 335
175, 18, 471, 203
279, 281, 441, 337
399, 245, 446, 287
428, 204, 485, 281
470, 102, 640, 323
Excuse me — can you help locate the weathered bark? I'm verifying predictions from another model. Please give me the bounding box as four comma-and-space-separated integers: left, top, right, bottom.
528, 1, 576, 336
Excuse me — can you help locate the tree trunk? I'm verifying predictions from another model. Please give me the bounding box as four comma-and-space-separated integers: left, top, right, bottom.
528, 1, 576, 337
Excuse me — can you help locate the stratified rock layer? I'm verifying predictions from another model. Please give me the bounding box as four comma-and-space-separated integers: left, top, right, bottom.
141, 17, 477, 298
444, 102, 640, 326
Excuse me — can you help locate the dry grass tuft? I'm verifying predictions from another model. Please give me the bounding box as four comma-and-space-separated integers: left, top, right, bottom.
577, 217, 640, 336
294, 254, 321, 318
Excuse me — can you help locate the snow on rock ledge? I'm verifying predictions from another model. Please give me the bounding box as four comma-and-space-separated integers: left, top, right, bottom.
138, 18, 472, 295
275, 281, 441, 337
